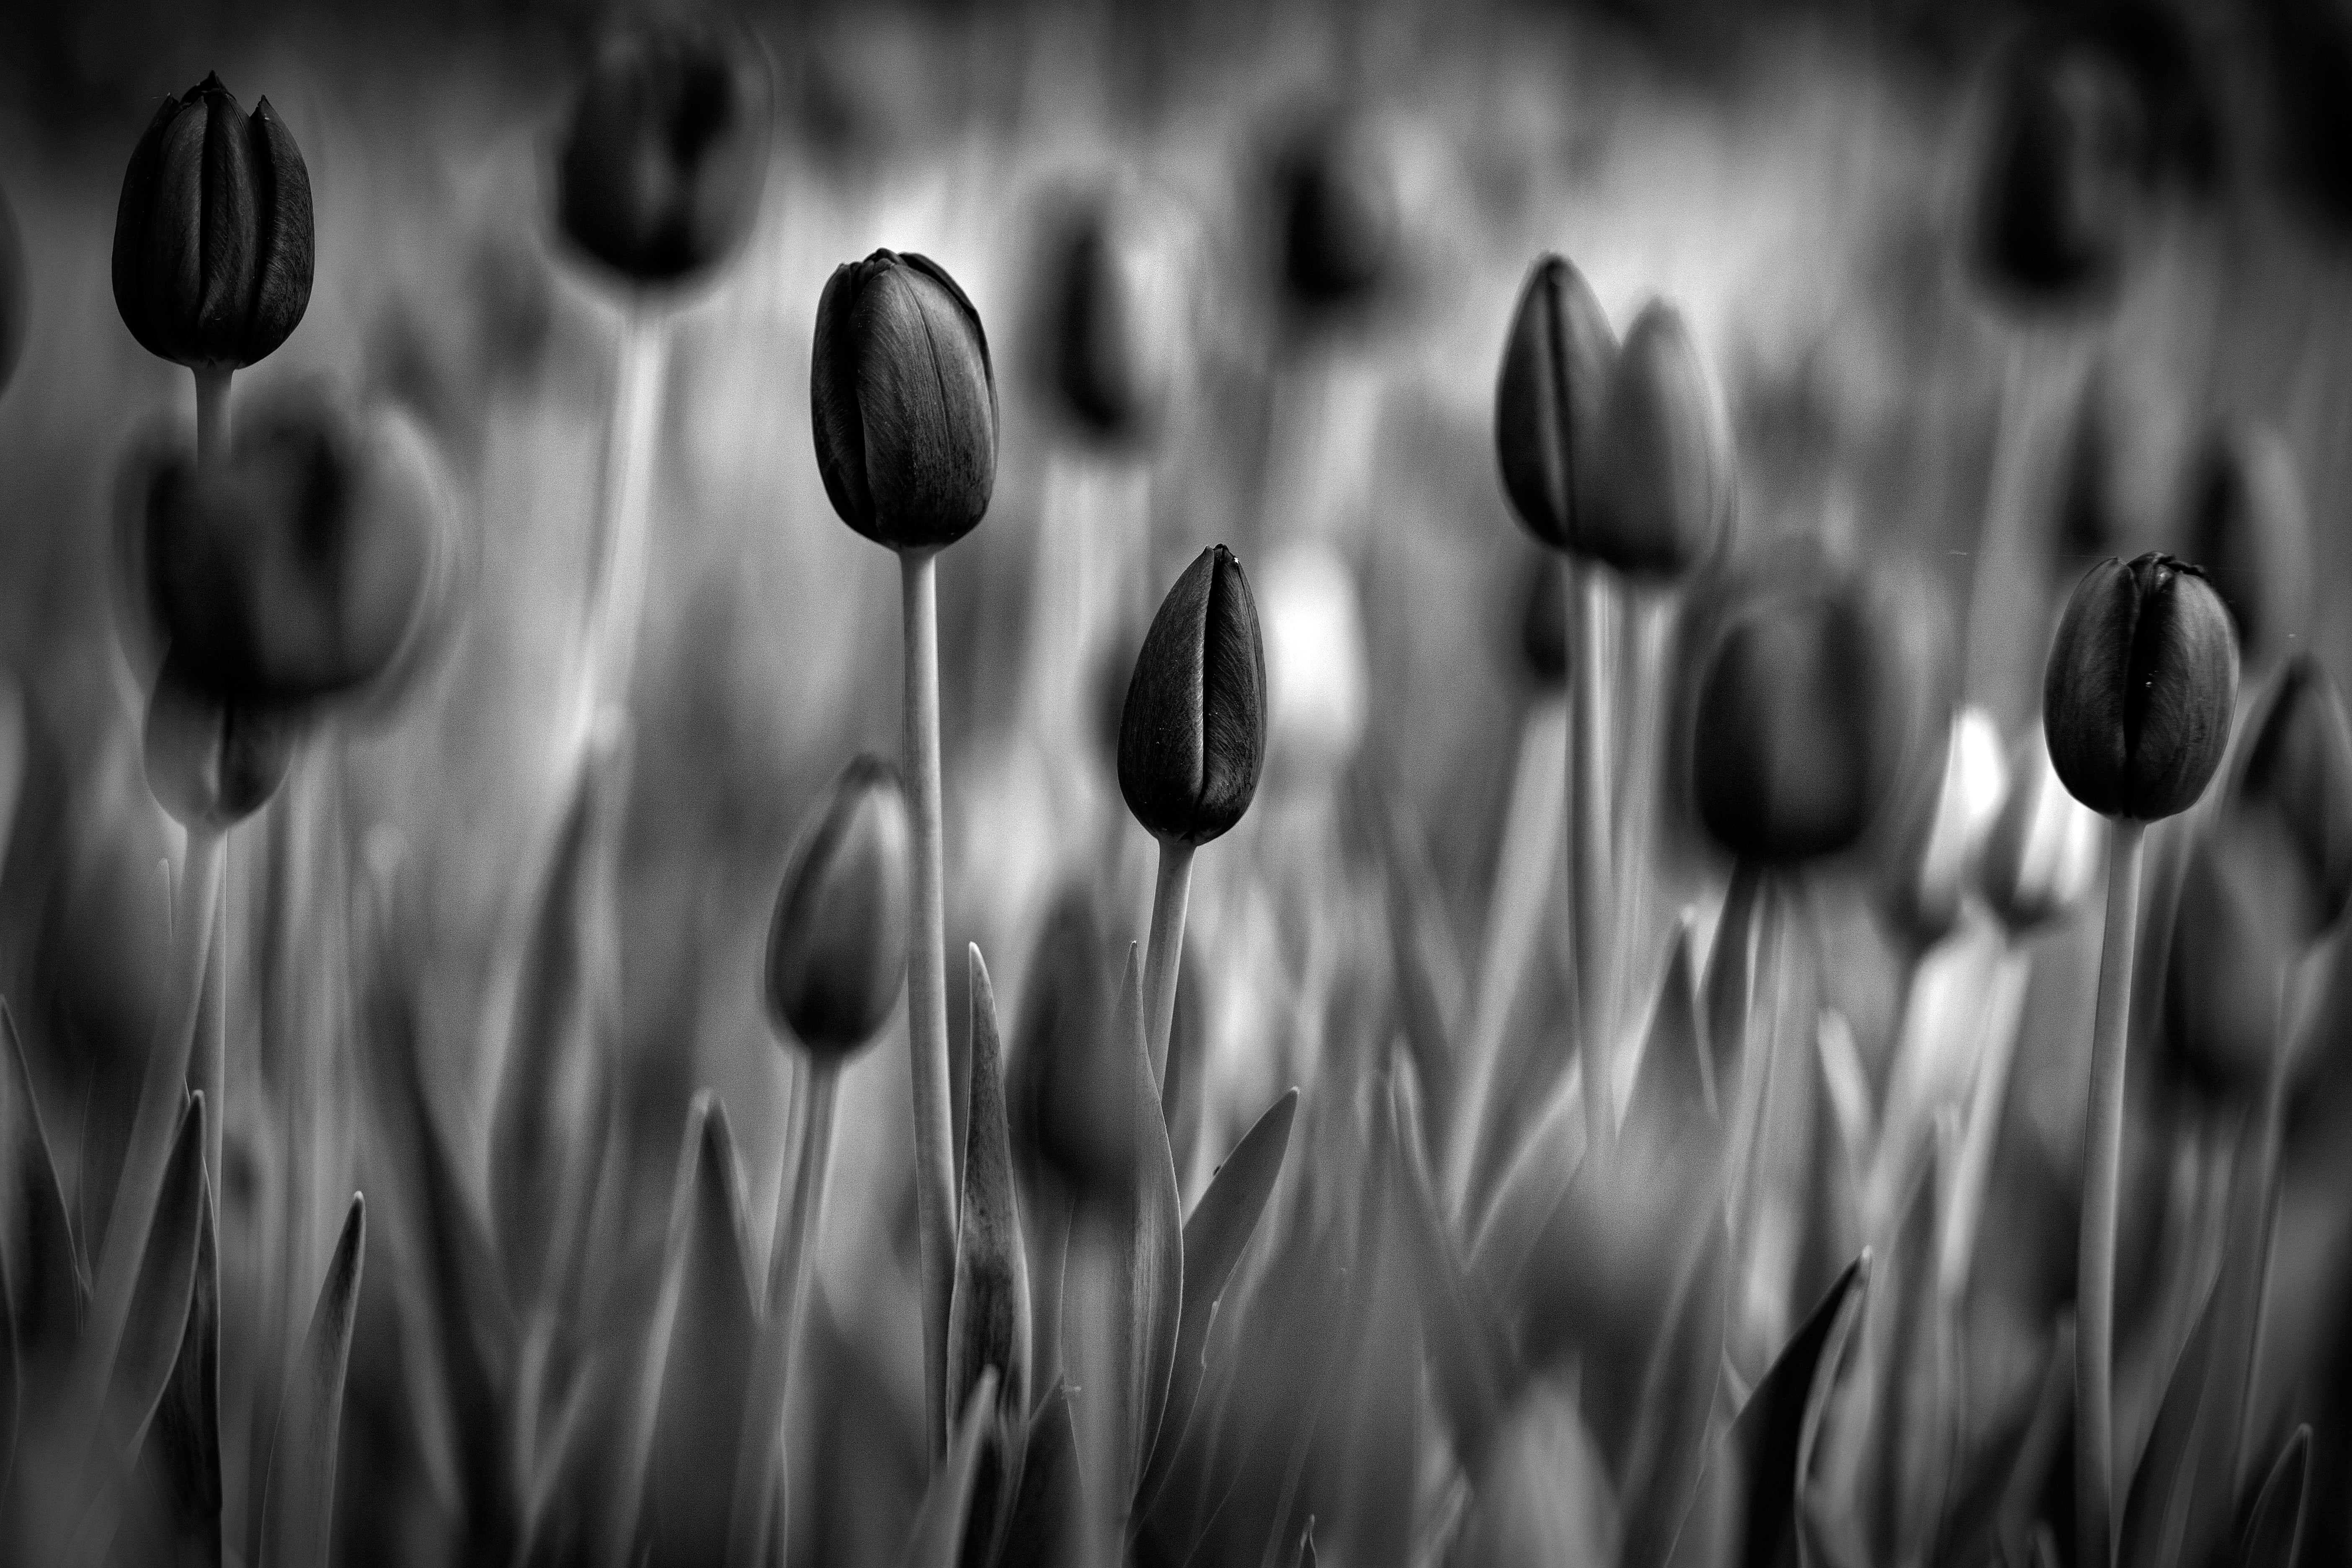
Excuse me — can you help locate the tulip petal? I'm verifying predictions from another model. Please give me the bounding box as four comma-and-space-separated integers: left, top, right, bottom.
112, 95, 182, 361
242, 99, 314, 366
811, 260, 877, 531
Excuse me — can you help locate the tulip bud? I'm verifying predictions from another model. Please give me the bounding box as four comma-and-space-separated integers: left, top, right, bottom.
0, 185, 23, 398
2181, 421, 2309, 669
1272, 115, 1393, 309
1494, 255, 1616, 556
810, 250, 998, 552
2042, 553, 2238, 821
2223, 655, 2352, 942
1971, 35, 2142, 311
1592, 300, 1735, 577
1976, 726, 2104, 935
145, 653, 298, 831
1883, 706, 2008, 947
1119, 545, 1268, 845
1519, 551, 1568, 689
555, 18, 772, 286
1686, 544, 1942, 865
1259, 541, 1367, 779
144, 392, 445, 707
111, 73, 312, 370
1008, 882, 1113, 1183
2162, 831, 2295, 1101
762, 756, 912, 1057
1036, 192, 1183, 446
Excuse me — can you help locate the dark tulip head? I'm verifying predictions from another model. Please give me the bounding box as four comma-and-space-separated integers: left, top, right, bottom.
1972, 34, 2143, 312
1119, 545, 1268, 846
2226, 655, 2352, 942
112, 73, 313, 370
1037, 196, 1178, 447
1009, 885, 1135, 1207
0, 185, 23, 397
144, 393, 444, 707
1686, 545, 1944, 865
2042, 552, 2238, 821
555, 18, 771, 286
1273, 115, 1393, 309
2162, 830, 2295, 1101
1519, 552, 1568, 689
1494, 254, 1617, 556
1591, 300, 1734, 578
144, 652, 298, 830
763, 756, 912, 1058
2182, 421, 2309, 669
811, 249, 998, 552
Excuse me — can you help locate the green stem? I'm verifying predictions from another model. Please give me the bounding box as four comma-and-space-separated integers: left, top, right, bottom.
1143, 838, 1195, 1088
2077, 816, 2146, 1568
900, 546, 955, 1462
1571, 557, 1616, 1160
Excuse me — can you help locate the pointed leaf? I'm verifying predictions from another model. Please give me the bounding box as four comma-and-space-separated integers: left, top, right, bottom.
1627, 919, 1716, 1137
141, 1163, 221, 1564
1705, 864, 1766, 1103
3, 1000, 85, 1378
105, 1092, 206, 1462
647, 1099, 760, 1568
1622, 1218, 1729, 1568
2119, 1278, 2221, 1568
1383, 1077, 1510, 1467
1108, 945, 1183, 1503
2237, 1426, 2308, 1568
258, 1194, 365, 1568
996, 1379, 1077, 1568
1728, 1251, 1869, 1568
947, 947, 1032, 1431
900, 1367, 1000, 1568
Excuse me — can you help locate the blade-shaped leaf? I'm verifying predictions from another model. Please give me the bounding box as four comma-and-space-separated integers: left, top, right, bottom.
105, 1092, 206, 1462
1728, 1250, 1869, 1568
1384, 1077, 1509, 1470
1627, 919, 1716, 1137
1704, 864, 1767, 1104
900, 1367, 999, 1568
2120, 1277, 2221, 1568
2185, 1095, 2287, 1565
1139, 1086, 1299, 1504
947, 947, 1032, 1432
1109, 945, 1183, 1504
996, 1379, 1076, 1568
1379, 794, 1465, 1152
2, 1000, 84, 1381
258, 1194, 366, 1568
140, 1160, 221, 1565
2237, 1425, 2308, 1568
646, 1099, 760, 1568
1622, 1217, 1729, 1568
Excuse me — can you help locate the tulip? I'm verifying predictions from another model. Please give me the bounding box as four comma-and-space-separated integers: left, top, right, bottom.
1121, 544, 1266, 1083
1971, 36, 2141, 311
2224, 655, 2352, 943
1038, 195, 1180, 446
1591, 300, 1735, 578
112, 73, 312, 371
2043, 553, 2239, 823
143, 393, 444, 707
761, 756, 913, 1057
1009, 884, 1130, 1209
2161, 832, 2296, 1101
0, 184, 23, 398
2181, 421, 2309, 670
144, 654, 296, 832
1272, 114, 1393, 309
555, 18, 772, 287
811, 249, 998, 554
1975, 727, 2104, 935
1494, 255, 1616, 557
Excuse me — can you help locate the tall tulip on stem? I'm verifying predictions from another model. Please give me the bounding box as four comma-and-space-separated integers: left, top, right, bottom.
811, 248, 998, 1457
2042, 553, 2237, 1568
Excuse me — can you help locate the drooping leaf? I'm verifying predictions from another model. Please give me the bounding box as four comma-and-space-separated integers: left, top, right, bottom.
2, 1000, 85, 1381
900, 1367, 1000, 1568
1727, 1250, 1869, 1568
1385, 1077, 1509, 1468
646, 1099, 760, 1568
2237, 1425, 2308, 1568
947, 947, 1032, 1434
1108, 946, 1183, 1503
1620, 1217, 1729, 1568
995, 1379, 1077, 1568
2119, 1277, 2221, 1568
258, 1194, 366, 1568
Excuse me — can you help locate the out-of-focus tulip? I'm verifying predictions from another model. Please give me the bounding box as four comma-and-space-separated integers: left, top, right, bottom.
1119, 546, 1267, 845
811, 249, 998, 553
1495, 255, 1616, 557
1884, 706, 2009, 947
2043, 553, 2238, 821
143, 394, 444, 707
1592, 300, 1735, 577
111, 73, 312, 370
1448, 1380, 1618, 1566
2162, 831, 2294, 1100
762, 756, 912, 1057
2263, 0, 2352, 234
0, 185, 23, 397
1272, 114, 1393, 308
2224, 655, 2352, 942
1685, 544, 1942, 864
1259, 541, 1367, 778
2052, 375, 2124, 579
555, 18, 771, 286
2182, 421, 2309, 668
1036, 192, 1183, 446
144, 653, 297, 830
1519, 551, 1568, 689
1971, 35, 2143, 311
1976, 726, 2105, 935
1008, 883, 1114, 1180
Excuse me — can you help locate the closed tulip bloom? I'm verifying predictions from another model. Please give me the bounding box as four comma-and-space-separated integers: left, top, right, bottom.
1039, 196, 1180, 445
1592, 300, 1734, 577
1977, 726, 2104, 934
112, 73, 312, 370
144, 653, 297, 830
2182, 422, 2309, 668
2043, 553, 2238, 821
811, 250, 997, 552
0, 185, 23, 397
1273, 115, 1393, 307
2163, 832, 2294, 1099
1119, 545, 1268, 845
763, 756, 913, 1057
144, 395, 444, 706
555, 18, 771, 285
1972, 37, 2141, 309
1495, 255, 1617, 555
1007, 883, 1117, 1184
2225, 655, 2352, 941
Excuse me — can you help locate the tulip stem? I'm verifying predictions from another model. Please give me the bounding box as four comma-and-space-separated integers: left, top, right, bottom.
900, 546, 956, 1463
194, 363, 232, 472
2077, 815, 2146, 1568
1570, 557, 1617, 1160
578, 306, 670, 763
725, 1058, 839, 1568
189, 846, 229, 1213
1143, 838, 1195, 1088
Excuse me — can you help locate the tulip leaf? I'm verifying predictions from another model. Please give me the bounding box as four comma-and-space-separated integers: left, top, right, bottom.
2237, 1425, 2308, 1568
946, 947, 1032, 1432
1378, 793, 1465, 1149
139, 1162, 221, 1565
1627, 919, 1717, 1135
2, 1000, 85, 1379
1621, 1217, 1729, 1568
1728, 1250, 1868, 1568
1108, 946, 1184, 1503
899, 1367, 999, 1568
646, 1099, 760, 1568
1140, 1086, 1298, 1504
258, 1193, 365, 1568
995, 1378, 1077, 1568
105, 1092, 207, 1465
2119, 1277, 2221, 1568
2183, 1098, 2287, 1565
1704, 864, 1766, 1104
1382, 1076, 1509, 1467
